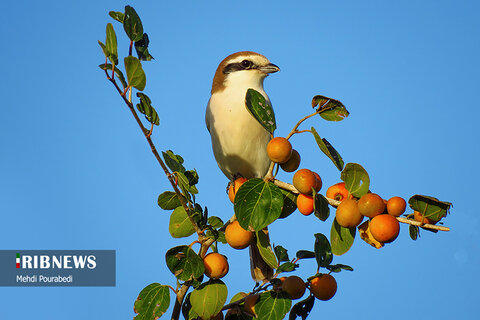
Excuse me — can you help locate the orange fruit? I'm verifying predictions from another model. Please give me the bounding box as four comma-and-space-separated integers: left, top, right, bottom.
309, 274, 337, 301
293, 169, 317, 195
335, 198, 363, 228
297, 194, 314, 216
280, 149, 301, 172
225, 220, 253, 249
267, 137, 292, 164
325, 182, 352, 203
282, 276, 306, 299
203, 252, 229, 279
414, 211, 438, 225
228, 177, 247, 203
369, 214, 400, 243
313, 172, 322, 192
358, 193, 385, 218
387, 196, 406, 217
243, 294, 260, 317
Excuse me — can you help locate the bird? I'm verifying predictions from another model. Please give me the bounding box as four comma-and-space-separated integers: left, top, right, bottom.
205, 51, 279, 282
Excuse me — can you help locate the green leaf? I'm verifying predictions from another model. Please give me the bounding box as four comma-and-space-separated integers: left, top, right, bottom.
181, 293, 199, 320
190, 279, 228, 320
295, 250, 315, 260
234, 178, 283, 231
136, 92, 159, 125
186, 275, 205, 290
98, 40, 107, 56
162, 150, 185, 173
105, 23, 118, 65
245, 88, 276, 134
124, 56, 146, 91
314, 233, 333, 268
312, 95, 349, 121
274, 245, 289, 263
109, 11, 124, 23
276, 262, 297, 273
208, 216, 224, 229
165, 245, 204, 281
330, 218, 356, 256
98, 63, 127, 89
326, 264, 354, 273
133, 283, 170, 320
279, 189, 297, 219
135, 33, 154, 61
123, 5, 144, 41
289, 295, 315, 320
206, 229, 227, 244
255, 291, 292, 320
256, 230, 279, 269
157, 191, 183, 210
313, 191, 330, 222
177, 171, 199, 195
409, 224, 419, 240
340, 163, 370, 198
408, 195, 451, 222
169, 207, 195, 238
230, 292, 249, 304
184, 170, 199, 186
310, 127, 344, 171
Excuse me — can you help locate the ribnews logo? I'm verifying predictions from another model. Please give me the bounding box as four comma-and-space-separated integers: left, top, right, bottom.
15, 252, 97, 269
0, 250, 115, 287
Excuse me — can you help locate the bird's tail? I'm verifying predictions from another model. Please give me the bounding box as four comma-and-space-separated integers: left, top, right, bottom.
249, 227, 274, 282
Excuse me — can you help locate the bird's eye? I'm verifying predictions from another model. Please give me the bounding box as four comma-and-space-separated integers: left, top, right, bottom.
241, 60, 252, 68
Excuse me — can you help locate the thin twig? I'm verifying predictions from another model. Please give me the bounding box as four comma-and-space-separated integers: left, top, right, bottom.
285, 110, 321, 140
105, 76, 203, 237
396, 217, 450, 231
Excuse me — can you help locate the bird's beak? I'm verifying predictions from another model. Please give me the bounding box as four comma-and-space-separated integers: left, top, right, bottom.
259, 63, 280, 74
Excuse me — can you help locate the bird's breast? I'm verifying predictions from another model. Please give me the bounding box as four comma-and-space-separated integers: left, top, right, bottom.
206, 86, 272, 179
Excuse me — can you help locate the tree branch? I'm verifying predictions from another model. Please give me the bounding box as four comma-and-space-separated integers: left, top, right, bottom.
170, 284, 189, 320
396, 217, 450, 231
105, 74, 204, 237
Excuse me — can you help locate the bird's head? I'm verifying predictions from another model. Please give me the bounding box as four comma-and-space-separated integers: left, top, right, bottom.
211, 51, 280, 94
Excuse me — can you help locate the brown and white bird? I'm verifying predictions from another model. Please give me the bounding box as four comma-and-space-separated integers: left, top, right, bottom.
205, 51, 279, 282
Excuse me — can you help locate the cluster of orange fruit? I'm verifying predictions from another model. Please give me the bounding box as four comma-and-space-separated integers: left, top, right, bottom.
228, 136, 322, 221
201, 219, 256, 281
267, 137, 323, 216
327, 182, 441, 244
277, 274, 337, 302
229, 273, 337, 318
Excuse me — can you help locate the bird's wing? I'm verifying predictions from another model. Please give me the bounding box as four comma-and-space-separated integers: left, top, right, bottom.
205, 99, 211, 133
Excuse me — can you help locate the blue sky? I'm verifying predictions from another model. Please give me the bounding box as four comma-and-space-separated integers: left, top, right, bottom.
1, 0, 478, 319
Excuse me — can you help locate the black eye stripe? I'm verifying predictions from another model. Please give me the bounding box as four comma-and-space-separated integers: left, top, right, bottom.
223, 60, 256, 74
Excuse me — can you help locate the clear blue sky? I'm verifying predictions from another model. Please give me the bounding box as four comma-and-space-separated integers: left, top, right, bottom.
1, 0, 478, 319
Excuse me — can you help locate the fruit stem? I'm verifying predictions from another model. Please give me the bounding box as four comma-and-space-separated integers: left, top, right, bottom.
285, 108, 324, 140
264, 161, 275, 181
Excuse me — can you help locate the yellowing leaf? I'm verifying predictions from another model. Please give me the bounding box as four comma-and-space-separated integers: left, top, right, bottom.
358, 220, 384, 249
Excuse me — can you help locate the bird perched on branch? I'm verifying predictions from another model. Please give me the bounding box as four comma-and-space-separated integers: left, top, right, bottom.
205, 51, 279, 282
